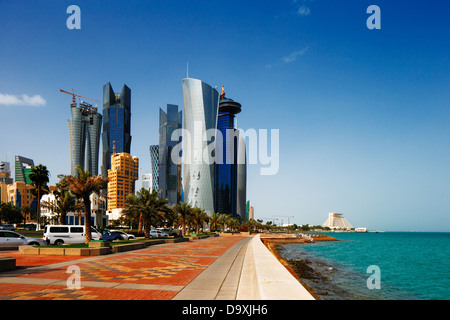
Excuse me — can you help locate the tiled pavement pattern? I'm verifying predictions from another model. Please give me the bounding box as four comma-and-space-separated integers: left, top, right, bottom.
0, 236, 249, 300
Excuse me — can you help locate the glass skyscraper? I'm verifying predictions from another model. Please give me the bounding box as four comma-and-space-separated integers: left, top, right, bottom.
182, 78, 219, 214
68, 101, 102, 176
159, 104, 182, 206
149, 145, 159, 192
214, 87, 247, 218
101, 82, 131, 178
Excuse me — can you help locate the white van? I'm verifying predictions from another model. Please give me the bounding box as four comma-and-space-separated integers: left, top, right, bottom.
43, 225, 102, 245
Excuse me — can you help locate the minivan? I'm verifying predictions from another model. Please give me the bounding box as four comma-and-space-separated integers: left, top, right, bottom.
0, 224, 16, 231
43, 225, 102, 245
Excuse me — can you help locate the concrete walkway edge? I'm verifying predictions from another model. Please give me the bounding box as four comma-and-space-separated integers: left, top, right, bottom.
237, 234, 315, 300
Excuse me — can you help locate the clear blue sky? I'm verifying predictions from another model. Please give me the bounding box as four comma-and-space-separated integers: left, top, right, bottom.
1, 0, 449, 231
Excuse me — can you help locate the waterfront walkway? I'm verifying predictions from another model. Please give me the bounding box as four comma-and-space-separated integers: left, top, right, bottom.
0, 235, 314, 300
0, 236, 249, 300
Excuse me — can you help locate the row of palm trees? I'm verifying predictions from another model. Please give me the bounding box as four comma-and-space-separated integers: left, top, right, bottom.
28, 164, 265, 244
121, 189, 254, 238
29, 165, 108, 243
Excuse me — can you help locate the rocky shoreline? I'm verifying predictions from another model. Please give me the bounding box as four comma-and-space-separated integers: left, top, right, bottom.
261, 234, 360, 300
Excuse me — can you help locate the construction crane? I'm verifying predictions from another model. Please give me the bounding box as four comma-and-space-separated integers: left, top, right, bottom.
274, 215, 295, 226
59, 88, 100, 105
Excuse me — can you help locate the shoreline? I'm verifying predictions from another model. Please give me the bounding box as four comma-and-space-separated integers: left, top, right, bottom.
263, 240, 321, 300
260, 233, 340, 300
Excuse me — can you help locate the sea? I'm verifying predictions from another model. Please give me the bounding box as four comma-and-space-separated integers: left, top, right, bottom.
274, 232, 450, 300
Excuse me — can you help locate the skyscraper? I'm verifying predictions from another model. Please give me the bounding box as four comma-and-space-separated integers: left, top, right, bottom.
214, 87, 247, 218
0, 161, 13, 184
182, 78, 219, 214
68, 100, 102, 176
149, 145, 159, 192
141, 173, 153, 191
15, 156, 34, 184
159, 104, 182, 206
107, 152, 139, 218
102, 82, 131, 178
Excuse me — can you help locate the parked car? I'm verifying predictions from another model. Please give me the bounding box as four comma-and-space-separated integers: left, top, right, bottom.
110, 230, 135, 240
24, 224, 37, 231
97, 229, 122, 241
0, 230, 46, 248
150, 229, 169, 238
43, 225, 102, 245
157, 228, 178, 236
0, 224, 16, 231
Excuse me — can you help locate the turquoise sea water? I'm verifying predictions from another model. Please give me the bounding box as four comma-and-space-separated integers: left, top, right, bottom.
275, 232, 450, 300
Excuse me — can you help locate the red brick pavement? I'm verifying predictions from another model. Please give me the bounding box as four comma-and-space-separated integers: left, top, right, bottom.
0, 236, 247, 300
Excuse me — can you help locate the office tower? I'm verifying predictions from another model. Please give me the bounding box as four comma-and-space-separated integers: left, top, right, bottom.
182, 78, 219, 214
214, 87, 247, 218
236, 132, 247, 218
249, 204, 254, 220
0, 161, 13, 184
102, 82, 132, 178
68, 100, 102, 176
107, 152, 139, 217
149, 145, 159, 192
159, 104, 182, 206
15, 156, 34, 184
246, 201, 254, 220
142, 173, 153, 191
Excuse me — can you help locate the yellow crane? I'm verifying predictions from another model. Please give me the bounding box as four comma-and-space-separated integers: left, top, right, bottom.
59, 88, 100, 104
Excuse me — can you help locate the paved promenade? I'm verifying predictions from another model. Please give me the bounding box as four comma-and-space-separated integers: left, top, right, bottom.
0, 236, 250, 300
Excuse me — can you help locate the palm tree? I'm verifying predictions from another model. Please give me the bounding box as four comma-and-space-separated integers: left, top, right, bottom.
172, 202, 193, 237
209, 212, 221, 232
123, 188, 171, 238
28, 164, 50, 230
122, 204, 140, 231
41, 188, 83, 225
21, 206, 32, 222
62, 166, 108, 243
228, 217, 240, 232
218, 213, 230, 232
191, 207, 210, 235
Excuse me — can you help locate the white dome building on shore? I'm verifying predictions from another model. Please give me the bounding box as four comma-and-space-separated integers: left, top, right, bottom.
322, 212, 354, 230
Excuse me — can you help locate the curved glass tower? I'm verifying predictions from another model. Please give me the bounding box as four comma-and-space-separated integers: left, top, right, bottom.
182, 78, 219, 214
68, 101, 102, 176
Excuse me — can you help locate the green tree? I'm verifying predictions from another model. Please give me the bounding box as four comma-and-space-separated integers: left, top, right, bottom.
41, 186, 83, 225
62, 166, 108, 243
123, 188, 171, 238
172, 202, 193, 237
209, 212, 221, 232
28, 164, 50, 229
190, 207, 210, 234
0, 202, 24, 224
21, 206, 33, 222
218, 213, 231, 231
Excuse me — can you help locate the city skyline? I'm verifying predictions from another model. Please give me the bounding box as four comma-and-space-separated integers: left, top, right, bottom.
1, 1, 449, 232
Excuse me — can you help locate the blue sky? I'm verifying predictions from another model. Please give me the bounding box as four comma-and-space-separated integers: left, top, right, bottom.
1, 0, 449, 231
